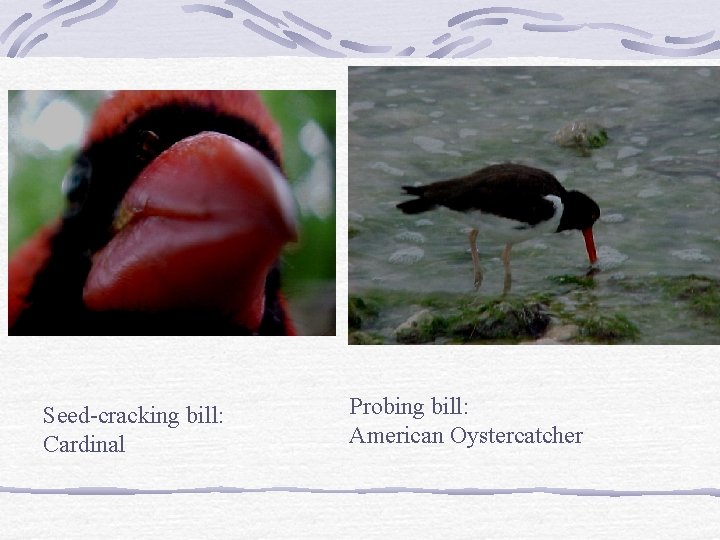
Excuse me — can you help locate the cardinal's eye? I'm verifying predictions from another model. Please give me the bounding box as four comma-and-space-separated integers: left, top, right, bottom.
62, 155, 92, 205
136, 129, 161, 162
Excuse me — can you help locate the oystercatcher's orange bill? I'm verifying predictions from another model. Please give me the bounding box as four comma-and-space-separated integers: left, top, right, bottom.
582, 227, 598, 265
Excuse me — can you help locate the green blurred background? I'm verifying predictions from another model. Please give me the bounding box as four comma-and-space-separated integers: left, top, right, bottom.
8, 90, 336, 335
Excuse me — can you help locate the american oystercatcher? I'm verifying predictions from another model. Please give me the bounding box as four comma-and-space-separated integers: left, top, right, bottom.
396, 163, 600, 292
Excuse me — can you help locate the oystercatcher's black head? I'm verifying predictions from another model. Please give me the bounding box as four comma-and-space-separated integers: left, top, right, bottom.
558, 190, 600, 232
558, 190, 600, 265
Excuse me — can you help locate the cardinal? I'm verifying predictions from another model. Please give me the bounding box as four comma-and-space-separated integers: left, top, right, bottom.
9, 91, 299, 335
397, 163, 600, 293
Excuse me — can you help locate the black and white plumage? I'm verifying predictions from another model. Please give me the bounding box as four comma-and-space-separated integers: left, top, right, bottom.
397, 163, 600, 291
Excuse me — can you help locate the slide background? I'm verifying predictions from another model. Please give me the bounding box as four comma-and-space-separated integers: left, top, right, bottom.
2, 0, 720, 535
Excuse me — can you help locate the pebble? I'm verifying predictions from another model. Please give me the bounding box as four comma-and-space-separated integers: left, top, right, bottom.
388, 247, 424, 264
600, 213, 625, 224
395, 231, 426, 244
670, 248, 712, 262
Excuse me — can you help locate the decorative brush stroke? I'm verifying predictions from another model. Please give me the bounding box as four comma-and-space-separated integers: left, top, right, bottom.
1, 0, 120, 57
665, 30, 715, 44
0, 12, 32, 43
1, 3, 719, 57
182, 4, 233, 18
63, 0, 118, 27
184, 0, 719, 58
283, 10, 331, 40
621, 38, 720, 57
178, 1, 720, 58
1, 485, 719, 497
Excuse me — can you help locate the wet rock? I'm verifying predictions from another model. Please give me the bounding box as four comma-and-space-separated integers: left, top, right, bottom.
543, 324, 579, 341
395, 309, 439, 344
552, 120, 609, 155
449, 300, 551, 342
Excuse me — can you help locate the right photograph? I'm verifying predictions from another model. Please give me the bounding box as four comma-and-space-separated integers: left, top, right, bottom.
348, 66, 720, 345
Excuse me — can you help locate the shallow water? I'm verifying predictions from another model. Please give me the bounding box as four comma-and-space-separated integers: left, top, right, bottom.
348, 66, 720, 344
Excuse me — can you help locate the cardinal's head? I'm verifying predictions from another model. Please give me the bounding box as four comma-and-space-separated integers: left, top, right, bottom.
10, 91, 299, 335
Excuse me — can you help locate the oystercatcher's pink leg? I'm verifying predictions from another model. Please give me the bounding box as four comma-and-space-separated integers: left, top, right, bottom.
468, 228, 482, 289
501, 243, 513, 294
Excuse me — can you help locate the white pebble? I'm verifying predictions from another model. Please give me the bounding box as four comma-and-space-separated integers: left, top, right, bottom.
389, 247, 425, 264
671, 248, 712, 262
395, 231, 426, 244
600, 213, 625, 224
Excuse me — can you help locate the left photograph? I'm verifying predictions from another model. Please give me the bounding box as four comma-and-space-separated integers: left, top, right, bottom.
8, 90, 336, 336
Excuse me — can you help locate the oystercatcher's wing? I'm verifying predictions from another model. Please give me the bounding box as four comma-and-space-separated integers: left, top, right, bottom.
424, 168, 565, 226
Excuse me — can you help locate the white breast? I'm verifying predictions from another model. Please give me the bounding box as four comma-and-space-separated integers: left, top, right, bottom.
467, 194, 565, 245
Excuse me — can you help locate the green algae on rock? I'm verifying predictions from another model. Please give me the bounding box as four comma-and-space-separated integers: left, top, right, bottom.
575, 313, 640, 343
349, 295, 379, 330
393, 299, 551, 344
